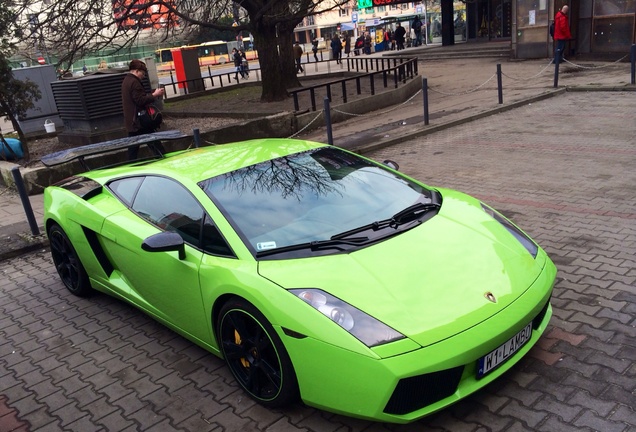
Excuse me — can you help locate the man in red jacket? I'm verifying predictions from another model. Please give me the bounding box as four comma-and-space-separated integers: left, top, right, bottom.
554, 5, 572, 63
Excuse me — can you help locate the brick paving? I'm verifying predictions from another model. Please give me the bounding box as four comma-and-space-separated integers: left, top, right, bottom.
1, 57, 635, 431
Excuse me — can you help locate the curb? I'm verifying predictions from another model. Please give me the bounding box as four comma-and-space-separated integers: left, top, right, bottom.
351, 88, 566, 155
0, 224, 48, 262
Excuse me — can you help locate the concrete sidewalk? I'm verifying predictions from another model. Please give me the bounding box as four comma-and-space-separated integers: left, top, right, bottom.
0, 186, 46, 261
1, 48, 634, 261
297, 54, 635, 152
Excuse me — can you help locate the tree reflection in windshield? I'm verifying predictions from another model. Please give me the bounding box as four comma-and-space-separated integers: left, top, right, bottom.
199, 147, 431, 255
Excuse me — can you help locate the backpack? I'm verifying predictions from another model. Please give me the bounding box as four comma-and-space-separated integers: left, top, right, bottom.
137, 104, 163, 131
549, 21, 555, 38
414, 20, 422, 31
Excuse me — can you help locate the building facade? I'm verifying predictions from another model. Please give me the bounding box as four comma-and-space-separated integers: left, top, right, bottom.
295, 0, 635, 59
516, 0, 635, 58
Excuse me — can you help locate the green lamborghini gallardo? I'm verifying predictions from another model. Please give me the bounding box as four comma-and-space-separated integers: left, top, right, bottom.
44, 138, 556, 423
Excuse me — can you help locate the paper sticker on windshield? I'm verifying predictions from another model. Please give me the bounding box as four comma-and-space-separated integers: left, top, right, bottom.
256, 241, 277, 251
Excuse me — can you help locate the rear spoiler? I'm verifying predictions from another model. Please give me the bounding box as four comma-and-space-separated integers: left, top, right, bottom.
41, 130, 189, 170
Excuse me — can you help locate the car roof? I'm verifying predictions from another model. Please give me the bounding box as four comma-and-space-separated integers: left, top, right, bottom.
85, 139, 327, 184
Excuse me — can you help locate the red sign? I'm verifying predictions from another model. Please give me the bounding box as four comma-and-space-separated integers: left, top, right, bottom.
373, 0, 411, 5
37, 57, 46, 65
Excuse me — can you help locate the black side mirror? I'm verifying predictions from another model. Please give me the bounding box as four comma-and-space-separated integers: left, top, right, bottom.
142, 231, 185, 260
383, 160, 400, 171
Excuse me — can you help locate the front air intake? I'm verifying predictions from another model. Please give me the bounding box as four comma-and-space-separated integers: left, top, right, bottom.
384, 366, 464, 415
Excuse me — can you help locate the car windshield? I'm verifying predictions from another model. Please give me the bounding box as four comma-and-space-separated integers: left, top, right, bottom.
199, 147, 436, 258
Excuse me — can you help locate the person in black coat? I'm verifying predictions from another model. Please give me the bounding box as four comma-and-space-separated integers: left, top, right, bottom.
232, 48, 245, 80
394, 23, 406, 51
331, 34, 342, 64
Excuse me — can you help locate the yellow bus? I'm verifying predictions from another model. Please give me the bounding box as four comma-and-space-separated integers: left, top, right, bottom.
155, 39, 256, 71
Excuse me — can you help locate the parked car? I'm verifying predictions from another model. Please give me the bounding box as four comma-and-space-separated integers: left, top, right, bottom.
44, 138, 556, 423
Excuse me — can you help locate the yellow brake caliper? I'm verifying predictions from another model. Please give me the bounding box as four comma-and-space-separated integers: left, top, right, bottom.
235, 330, 250, 368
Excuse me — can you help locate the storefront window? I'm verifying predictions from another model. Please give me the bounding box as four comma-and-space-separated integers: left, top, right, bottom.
594, 0, 635, 15
580, 0, 594, 18
489, 0, 512, 38
454, 9, 467, 41
423, 1, 466, 42
427, 0, 442, 42
592, 15, 635, 51
516, 0, 550, 28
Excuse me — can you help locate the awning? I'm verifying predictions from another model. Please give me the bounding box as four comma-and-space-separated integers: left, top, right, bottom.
340, 22, 356, 31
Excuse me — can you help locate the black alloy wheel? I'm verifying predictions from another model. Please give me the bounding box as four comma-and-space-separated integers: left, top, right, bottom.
217, 298, 299, 408
48, 224, 91, 297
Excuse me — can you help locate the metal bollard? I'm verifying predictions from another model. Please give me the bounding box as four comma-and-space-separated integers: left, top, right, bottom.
553, 53, 560, 88
193, 128, 201, 148
324, 97, 333, 146
631, 44, 635, 85
497, 64, 503, 104
422, 77, 429, 126
11, 167, 40, 236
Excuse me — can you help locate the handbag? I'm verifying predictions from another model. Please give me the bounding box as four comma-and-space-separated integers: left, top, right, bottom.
137, 104, 163, 130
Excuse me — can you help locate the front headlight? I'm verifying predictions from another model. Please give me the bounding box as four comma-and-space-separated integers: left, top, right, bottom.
291, 289, 404, 347
481, 203, 538, 258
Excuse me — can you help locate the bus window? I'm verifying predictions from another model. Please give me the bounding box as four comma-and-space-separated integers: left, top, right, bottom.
156, 49, 173, 63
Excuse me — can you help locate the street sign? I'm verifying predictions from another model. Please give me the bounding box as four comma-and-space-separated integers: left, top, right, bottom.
37, 57, 46, 65
352, 12, 358, 23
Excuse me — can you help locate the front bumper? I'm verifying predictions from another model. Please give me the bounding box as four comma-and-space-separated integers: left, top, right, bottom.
279, 257, 556, 423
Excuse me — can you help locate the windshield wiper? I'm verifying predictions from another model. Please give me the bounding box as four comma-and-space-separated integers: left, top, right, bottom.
256, 236, 370, 258
331, 201, 440, 241
392, 202, 440, 224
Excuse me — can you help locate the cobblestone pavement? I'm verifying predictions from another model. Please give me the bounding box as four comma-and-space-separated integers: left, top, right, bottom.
1, 91, 635, 431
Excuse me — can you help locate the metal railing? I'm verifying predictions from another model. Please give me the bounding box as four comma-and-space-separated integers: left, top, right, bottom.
289, 57, 419, 112
162, 65, 262, 98
161, 56, 419, 109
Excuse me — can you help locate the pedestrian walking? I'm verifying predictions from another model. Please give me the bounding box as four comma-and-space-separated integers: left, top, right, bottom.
554, 5, 572, 63
312, 38, 319, 62
331, 34, 342, 64
343, 33, 351, 58
354, 35, 364, 55
238, 49, 249, 78
121, 59, 165, 160
293, 41, 304, 73
363, 32, 372, 55
412, 15, 423, 46
394, 23, 406, 51
232, 48, 244, 81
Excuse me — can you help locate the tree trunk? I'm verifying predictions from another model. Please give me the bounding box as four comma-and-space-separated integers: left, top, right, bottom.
277, 24, 300, 87
251, 19, 301, 102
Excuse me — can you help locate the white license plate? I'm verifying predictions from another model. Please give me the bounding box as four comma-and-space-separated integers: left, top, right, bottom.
477, 322, 533, 378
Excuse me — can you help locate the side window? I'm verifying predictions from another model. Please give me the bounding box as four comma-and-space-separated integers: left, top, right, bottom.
132, 176, 204, 248
109, 177, 143, 206
201, 214, 234, 257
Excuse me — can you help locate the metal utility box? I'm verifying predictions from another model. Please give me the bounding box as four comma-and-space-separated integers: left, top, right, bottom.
171, 47, 205, 94
12, 65, 62, 136
50, 72, 129, 146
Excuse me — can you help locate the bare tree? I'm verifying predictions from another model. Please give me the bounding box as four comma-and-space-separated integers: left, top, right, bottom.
15, 0, 351, 101
1, 1, 41, 160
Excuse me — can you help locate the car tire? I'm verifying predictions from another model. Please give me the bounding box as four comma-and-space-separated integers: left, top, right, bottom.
217, 298, 299, 408
48, 224, 92, 297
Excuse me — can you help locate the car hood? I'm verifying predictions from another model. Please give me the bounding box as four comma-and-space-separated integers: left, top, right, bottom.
257, 194, 546, 348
